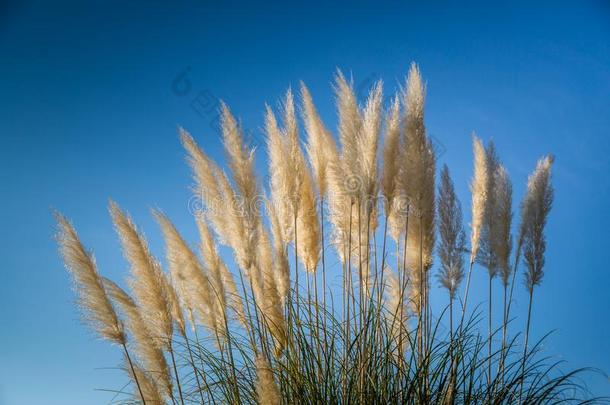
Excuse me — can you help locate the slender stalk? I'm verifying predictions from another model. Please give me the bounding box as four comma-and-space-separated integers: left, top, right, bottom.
500, 282, 508, 386
448, 296, 455, 404
519, 288, 534, 404
488, 272, 492, 387
220, 303, 241, 404
183, 334, 206, 404
294, 209, 299, 316
419, 218, 424, 357
168, 342, 185, 405
357, 200, 365, 402
419, 217, 428, 399
312, 268, 323, 389
320, 197, 328, 350
236, 268, 259, 355
344, 201, 354, 400
379, 212, 389, 298
505, 243, 523, 333
373, 211, 389, 342
399, 207, 410, 369
357, 200, 363, 327
342, 232, 348, 401
458, 259, 475, 332
501, 243, 522, 383
121, 342, 147, 405
449, 296, 454, 367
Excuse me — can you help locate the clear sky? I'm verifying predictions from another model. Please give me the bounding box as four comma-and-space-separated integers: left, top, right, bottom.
1, 1, 610, 403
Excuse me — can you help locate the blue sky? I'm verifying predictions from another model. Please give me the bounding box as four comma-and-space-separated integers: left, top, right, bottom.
1, 1, 610, 403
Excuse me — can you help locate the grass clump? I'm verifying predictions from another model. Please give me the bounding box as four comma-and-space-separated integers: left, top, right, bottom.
56, 64, 605, 404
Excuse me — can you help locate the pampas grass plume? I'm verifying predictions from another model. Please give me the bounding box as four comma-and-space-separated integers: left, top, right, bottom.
470, 135, 488, 263
521, 155, 554, 291
55, 213, 125, 345
109, 201, 174, 348
104, 278, 173, 400
256, 355, 281, 405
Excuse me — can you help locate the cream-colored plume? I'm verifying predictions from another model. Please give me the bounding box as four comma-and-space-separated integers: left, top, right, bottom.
255, 355, 281, 405
256, 225, 287, 350
55, 213, 125, 345
220, 103, 258, 219
300, 82, 337, 197
109, 201, 173, 349
520, 155, 554, 291
180, 128, 254, 276
197, 214, 246, 329
265, 103, 295, 240
382, 96, 401, 211
196, 216, 229, 335
335, 70, 362, 201
493, 165, 513, 287
268, 201, 290, 304
180, 128, 230, 241
266, 91, 321, 272
164, 272, 187, 337
476, 141, 501, 277
220, 104, 263, 279
105, 278, 173, 400
395, 63, 436, 314
358, 80, 383, 202
470, 135, 488, 264
154, 211, 217, 334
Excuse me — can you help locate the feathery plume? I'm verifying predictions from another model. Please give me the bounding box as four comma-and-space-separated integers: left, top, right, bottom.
437, 165, 466, 300
154, 211, 217, 334
265, 103, 294, 239
268, 201, 290, 303
197, 214, 246, 327
470, 135, 488, 264
267, 91, 321, 272
334, 70, 362, 200
521, 156, 554, 291
257, 225, 287, 349
215, 167, 254, 273
398, 63, 436, 313
220, 105, 262, 264
196, 216, 229, 334
55, 213, 125, 344
109, 202, 173, 348
326, 154, 351, 262
105, 278, 173, 399
219, 260, 246, 327
381, 96, 402, 210
180, 128, 229, 239
255, 355, 281, 405
181, 128, 254, 275
285, 89, 321, 271
220, 104, 264, 277
358, 80, 383, 203
220, 103, 259, 221
164, 272, 186, 337
476, 140, 501, 277
494, 165, 513, 286
300, 82, 336, 197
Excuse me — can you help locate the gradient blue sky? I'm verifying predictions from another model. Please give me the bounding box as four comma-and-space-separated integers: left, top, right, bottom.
1, 1, 610, 403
